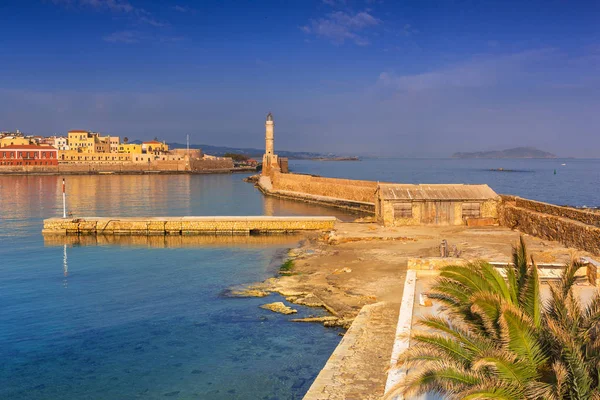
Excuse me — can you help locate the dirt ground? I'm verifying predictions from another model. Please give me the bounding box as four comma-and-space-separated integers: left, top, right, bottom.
241, 222, 593, 399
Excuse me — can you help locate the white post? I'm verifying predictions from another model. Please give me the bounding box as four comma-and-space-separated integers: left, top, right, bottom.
62, 178, 67, 218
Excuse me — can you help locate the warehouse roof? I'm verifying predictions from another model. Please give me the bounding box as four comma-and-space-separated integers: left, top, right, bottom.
376, 183, 498, 201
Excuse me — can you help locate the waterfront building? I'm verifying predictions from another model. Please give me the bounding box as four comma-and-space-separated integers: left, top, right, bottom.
109, 136, 120, 153
0, 144, 58, 166
67, 130, 120, 154
118, 143, 143, 154
375, 183, 499, 226
67, 130, 96, 153
53, 136, 70, 151
0, 135, 30, 147
59, 150, 132, 162
142, 140, 169, 154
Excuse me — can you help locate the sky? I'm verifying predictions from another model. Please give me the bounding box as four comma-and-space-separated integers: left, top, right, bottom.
0, 0, 599, 157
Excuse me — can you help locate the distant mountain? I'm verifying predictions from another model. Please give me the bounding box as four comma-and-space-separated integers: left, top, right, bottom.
452, 147, 558, 159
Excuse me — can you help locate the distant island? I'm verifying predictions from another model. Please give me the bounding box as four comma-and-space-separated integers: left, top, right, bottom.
452, 147, 558, 159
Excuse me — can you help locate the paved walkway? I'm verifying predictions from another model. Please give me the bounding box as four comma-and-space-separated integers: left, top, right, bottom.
303, 302, 399, 400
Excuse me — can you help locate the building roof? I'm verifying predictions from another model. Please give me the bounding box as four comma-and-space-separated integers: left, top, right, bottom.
2, 144, 57, 150
266, 112, 273, 122
377, 183, 498, 201
143, 140, 163, 144
68, 130, 89, 133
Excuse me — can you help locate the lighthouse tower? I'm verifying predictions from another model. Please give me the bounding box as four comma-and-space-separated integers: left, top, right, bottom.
262, 112, 279, 173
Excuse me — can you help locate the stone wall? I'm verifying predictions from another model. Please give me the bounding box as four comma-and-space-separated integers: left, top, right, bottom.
270, 171, 377, 203
504, 196, 600, 227
190, 158, 234, 171
42, 216, 337, 236
0, 158, 234, 174
499, 198, 600, 256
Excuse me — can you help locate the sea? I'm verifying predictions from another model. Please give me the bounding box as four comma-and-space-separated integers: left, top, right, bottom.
0, 158, 598, 400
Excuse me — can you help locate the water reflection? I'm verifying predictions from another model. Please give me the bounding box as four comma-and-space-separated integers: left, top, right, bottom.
62, 244, 69, 288
45, 234, 304, 248
0, 174, 357, 224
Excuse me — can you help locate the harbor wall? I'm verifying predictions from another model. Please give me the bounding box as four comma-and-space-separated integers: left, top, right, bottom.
0, 158, 234, 174
42, 216, 337, 236
499, 196, 600, 256
258, 172, 376, 214
270, 172, 377, 203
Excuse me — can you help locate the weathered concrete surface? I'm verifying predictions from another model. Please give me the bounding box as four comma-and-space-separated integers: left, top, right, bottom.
303, 302, 399, 400
42, 216, 337, 235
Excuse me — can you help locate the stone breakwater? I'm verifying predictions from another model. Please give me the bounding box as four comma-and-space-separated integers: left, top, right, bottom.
42, 216, 337, 236
257, 173, 376, 214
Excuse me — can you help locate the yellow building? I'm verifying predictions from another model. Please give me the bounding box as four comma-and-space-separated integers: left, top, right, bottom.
68, 130, 96, 153
0, 136, 30, 147
67, 131, 117, 153
142, 140, 169, 154
58, 149, 132, 162
118, 144, 143, 154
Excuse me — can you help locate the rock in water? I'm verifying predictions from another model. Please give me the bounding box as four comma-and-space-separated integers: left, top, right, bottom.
260, 302, 297, 315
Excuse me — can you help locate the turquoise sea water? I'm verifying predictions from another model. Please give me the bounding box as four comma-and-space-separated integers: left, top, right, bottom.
0, 174, 352, 400
1, 159, 599, 400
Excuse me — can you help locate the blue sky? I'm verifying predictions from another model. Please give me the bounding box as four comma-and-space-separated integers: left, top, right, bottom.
0, 0, 598, 157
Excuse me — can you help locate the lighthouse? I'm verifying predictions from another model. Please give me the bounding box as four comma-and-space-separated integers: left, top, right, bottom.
261, 112, 288, 174
262, 112, 279, 173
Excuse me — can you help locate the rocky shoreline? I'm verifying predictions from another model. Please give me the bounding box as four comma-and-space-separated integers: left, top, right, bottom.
225, 232, 376, 330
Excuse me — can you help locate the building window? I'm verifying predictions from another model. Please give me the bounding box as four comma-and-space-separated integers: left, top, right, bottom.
393, 203, 413, 218
462, 203, 481, 219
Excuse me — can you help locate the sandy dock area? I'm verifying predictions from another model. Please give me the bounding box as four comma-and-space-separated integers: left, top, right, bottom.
237, 222, 592, 399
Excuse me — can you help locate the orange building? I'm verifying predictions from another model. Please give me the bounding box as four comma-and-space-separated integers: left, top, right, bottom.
0, 144, 58, 166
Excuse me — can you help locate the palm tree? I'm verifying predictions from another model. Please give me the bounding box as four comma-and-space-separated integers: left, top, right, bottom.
542, 261, 600, 399
385, 238, 600, 400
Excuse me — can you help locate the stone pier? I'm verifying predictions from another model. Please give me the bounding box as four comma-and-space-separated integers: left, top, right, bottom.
42, 216, 337, 236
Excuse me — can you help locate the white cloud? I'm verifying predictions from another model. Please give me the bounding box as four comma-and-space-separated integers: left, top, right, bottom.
377, 49, 559, 91
103, 30, 141, 44
173, 5, 191, 13
301, 11, 380, 45
139, 16, 167, 27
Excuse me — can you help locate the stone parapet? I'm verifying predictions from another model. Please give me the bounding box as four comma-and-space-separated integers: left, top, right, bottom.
507, 196, 600, 227
499, 201, 600, 256
43, 216, 337, 236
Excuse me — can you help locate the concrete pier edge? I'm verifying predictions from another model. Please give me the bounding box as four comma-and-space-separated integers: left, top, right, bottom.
42, 216, 338, 236
384, 270, 417, 400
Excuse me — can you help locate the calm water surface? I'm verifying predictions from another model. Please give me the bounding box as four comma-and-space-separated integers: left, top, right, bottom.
290, 158, 600, 207
0, 173, 353, 400
1, 159, 598, 400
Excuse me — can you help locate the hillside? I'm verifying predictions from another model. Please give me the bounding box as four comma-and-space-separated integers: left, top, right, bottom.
452, 147, 558, 159
130, 140, 346, 160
